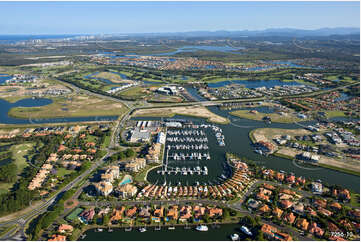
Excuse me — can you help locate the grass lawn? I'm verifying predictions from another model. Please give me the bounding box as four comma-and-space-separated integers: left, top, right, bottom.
350, 193, 360, 207
0, 183, 13, 195
230, 110, 305, 123
325, 110, 347, 118
101, 135, 111, 150
134, 164, 161, 183
8, 94, 128, 119
57, 167, 74, 177
85, 135, 98, 143
10, 142, 34, 174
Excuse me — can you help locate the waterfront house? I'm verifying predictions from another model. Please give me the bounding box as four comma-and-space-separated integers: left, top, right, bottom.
311, 182, 323, 194
110, 207, 125, 223
338, 189, 351, 201
327, 222, 341, 233
179, 206, 192, 222
276, 172, 285, 181
79, 209, 95, 224
58, 224, 73, 233
208, 207, 223, 218
48, 234, 66, 241
261, 224, 293, 241
126, 206, 137, 218
348, 209, 360, 220
166, 206, 178, 220
193, 206, 205, 219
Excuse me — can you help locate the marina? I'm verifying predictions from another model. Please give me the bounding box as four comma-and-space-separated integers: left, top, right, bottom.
134, 106, 360, 192
80, 223, 255, 241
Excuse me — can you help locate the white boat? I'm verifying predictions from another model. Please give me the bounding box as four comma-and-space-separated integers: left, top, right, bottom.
196, 225, 208, 232
230, 233, 240, 241
139, 227, 147, 233
168, 226, 175, 230
240, 226, 252, 236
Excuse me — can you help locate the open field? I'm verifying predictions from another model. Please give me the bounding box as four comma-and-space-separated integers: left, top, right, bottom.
8, 94, 128, 119
230, 109, 307, 123
133, 105, 230, 124
325, 110, 347, 118
93, 72, 135, 83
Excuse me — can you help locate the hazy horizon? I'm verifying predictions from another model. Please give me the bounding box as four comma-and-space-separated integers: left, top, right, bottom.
0, 1, 359, 35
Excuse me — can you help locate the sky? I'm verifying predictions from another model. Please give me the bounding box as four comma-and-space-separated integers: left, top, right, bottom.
0, 1, 359, 35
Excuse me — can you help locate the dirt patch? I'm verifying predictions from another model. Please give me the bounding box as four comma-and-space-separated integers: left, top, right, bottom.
133, 105, 229, 124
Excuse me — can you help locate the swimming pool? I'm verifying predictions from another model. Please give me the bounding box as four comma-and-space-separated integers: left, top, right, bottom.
119, 175, 133, 186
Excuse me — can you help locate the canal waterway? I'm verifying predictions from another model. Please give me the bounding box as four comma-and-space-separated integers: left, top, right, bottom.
80, 223, 249, 241
133, 106, 360, 193
207, 79, 304, 88
0, 98, 118, 124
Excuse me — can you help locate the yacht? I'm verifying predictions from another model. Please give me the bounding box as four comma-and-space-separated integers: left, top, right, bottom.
168, 226, 175, 230
240, 226, 252, 236
230, 234, 240, 241
139, 227, 147, 233
196, 225, 208, 232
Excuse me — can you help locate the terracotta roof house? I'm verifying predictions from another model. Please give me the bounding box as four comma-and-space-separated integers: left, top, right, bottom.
296, 218, 310, 231
283, 212, 296, 224
167, 206, 178, 220
193, 206, 205, 219
338, 219, 353, 231
153, 207, 164, 218
280, 200, 293, 209
339, 189, 351, 200
179, 206, 192, 221
329, 202, 342, 211
309, 222, 324, 237
317, 207, 333, 217
257, 192, 270, 202
110, 207, 125, 222
305, 207, 317, 217
279, 189, 296, 196
48, 234, 66, 241
126, 206, 137, 218
58, 224, 73, 233
261, 224, 293, 241
259, 204, 271, 213
328, 236, 346, 241
138, 207, 151, 218
208, 207, 223, 218
279, 193, 293, 200
273, 207, 283, 219
285, 175, 295, 184
276, 172, 285, 181
313, 199, 327, 208
263, 183, 276, 190
260, 188, 273, 195
328, 222, 341, 233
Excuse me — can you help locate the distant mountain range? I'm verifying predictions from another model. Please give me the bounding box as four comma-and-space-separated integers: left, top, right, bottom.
129, 27, 360, 37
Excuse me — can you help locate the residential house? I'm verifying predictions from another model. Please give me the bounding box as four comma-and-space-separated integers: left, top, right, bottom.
79, 209, 95, 224
110, 207, 125, 223
261, 224, 293, 241
272, 207, 283, 219
179, 206, 192, 222
296, 218, 309, 231
125, 206, 137, 218
167, 206, 178, 220
208, 207, 223, 218
309, 222, 324, 237
58, 224, 73, 233
48, 234, 66, 241
292, 203, 304, 215
283, 212, 296, 224
258, 204, 271, 214
280, 200, 293, 209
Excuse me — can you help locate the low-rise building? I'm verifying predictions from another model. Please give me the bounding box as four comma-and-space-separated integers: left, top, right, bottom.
94, 181, 113, 196
117, 184, 138, 199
